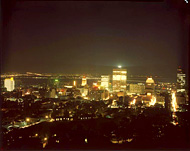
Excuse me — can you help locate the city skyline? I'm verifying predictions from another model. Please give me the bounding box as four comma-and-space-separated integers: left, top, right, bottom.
1, 1, 189, 150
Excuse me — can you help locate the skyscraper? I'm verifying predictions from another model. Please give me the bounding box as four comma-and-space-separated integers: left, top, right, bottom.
4, 77, 15, 91
177, 66, 186, 93
145, 77, 155, 96
112, 66, 127, 92
82, 76, 87, 86
101, 75, 110, 90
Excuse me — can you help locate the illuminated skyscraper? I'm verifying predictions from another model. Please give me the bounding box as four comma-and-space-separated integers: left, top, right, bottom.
145, 77, 155, 96
82, 76, 87, 86
112, 66, 127, 92
4, 77, 15, 91
101, 75, 110, 90
177, 66, 186, 93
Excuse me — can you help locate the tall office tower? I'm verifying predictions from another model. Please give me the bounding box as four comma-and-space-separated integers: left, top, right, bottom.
145, 77, 155, 96
82, 76, 87, 86
101, 75, 110, 90
112, 66, 127, 92
4, 77, 15, 91
177, 66, 186, 93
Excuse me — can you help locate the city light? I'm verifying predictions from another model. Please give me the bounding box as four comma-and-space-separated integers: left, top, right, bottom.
1, 0, 189, 149
26, 118, 30, 122
44, 137, 48, 141
130, 99, 136, 105
49, 118, 54, 122
172, 91, 177, 112
149, 96, 156, 106
73, 80, 76, 86
85, 138, 88, 143
4, 78, 15, 91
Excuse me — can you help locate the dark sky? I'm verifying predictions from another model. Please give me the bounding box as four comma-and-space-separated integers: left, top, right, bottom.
2, 1, 189, 80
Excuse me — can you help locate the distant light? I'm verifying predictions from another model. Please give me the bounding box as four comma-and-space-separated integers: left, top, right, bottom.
130, 99, 136, 105
26, 118, 30, 122
45, 115, 48, 119
85, 138, 88, 143
55, 79, 59, 82
44, 137, 48, 141
73, 81, 76, 86
118, 65, 122, 68
35, 133, 38, 137
149, 96, 156, 106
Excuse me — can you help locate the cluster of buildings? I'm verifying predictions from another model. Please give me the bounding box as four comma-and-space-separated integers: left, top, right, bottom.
1, 66, 188, 109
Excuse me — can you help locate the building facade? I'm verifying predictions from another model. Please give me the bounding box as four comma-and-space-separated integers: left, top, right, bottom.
82, 76, 87, 86
145, 77, 155, 96
128, 83, 145, 95
4, 77, 15, 91
177, 66, 186, 93
101, 75, 110, 90
112, 67, 127, 92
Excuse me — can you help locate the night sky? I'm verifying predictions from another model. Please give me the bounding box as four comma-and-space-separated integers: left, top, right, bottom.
2, 1, 189, 80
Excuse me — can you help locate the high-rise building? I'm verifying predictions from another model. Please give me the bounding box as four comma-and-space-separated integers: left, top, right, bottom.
128, 83, 145, 95
112, 66, 127, 92
4, 77, 15, 91
82, 76, 87, 86
145, 77, 155, 96
177, 66, 186, 93
101, 75, 110, 90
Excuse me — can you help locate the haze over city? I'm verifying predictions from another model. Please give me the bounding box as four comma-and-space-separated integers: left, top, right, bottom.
2, 1, 189, 79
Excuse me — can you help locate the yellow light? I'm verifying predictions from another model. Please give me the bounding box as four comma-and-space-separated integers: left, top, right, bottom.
73, 81, 76, 86
45, 115, 48, 119
118, 65, 122, 68
26, 118, 30, 122
172, 91, 177, 112
147, 93, 151, 96
35, 133, 38, 137
11, 77, 14, 81
44, 137, 47, 141
49, 118, 54, 122
149, 96, 156, 106
85, 138, 88, 143
130, 99, 136, 105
